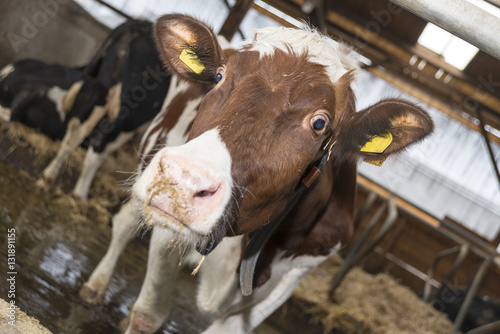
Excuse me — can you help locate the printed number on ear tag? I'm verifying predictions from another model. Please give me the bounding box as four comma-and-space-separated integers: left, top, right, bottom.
179, 47, 205, 74
360, 131, 393, 153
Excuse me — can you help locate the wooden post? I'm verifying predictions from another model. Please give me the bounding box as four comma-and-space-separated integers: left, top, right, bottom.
219, 0, 253, 41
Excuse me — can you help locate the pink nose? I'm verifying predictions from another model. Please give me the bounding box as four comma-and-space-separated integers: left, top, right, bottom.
148, 155, 224, 227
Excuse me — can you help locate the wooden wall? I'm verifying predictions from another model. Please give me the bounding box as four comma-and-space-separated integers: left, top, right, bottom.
348, 176, 500, 302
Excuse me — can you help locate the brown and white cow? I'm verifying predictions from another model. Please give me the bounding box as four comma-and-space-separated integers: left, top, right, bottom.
81, 15, 433, 334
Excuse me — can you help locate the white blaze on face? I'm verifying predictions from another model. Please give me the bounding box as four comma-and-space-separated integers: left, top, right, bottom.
133, 128, 233, 238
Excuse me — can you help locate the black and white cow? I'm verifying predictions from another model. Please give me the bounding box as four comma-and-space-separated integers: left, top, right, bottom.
36, 20, 173, 200
0, 59, 83, 140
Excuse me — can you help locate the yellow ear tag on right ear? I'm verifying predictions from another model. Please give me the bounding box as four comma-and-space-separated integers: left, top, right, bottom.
360, 131, 393, 153
363, 157, 387, 166
179, 47, 205, 74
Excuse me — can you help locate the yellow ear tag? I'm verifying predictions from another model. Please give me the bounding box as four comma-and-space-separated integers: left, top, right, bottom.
360, 131, 393, 153
363, 157, 387, 166
179, 47, 205, 74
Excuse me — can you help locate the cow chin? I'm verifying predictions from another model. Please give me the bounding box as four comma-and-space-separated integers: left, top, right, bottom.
132, 128, 233, 243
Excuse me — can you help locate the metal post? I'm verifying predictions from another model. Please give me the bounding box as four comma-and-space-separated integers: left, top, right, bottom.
93, 0, 134, 20
390, 0, 500, 60
422, 244, 470, 302
451, 253, 495, 334
329, 197, 398, 298
476, 109, 500, 192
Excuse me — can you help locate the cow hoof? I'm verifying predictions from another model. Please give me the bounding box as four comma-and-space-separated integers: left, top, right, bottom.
120, 310, 162, 334
79, 282, 105, 305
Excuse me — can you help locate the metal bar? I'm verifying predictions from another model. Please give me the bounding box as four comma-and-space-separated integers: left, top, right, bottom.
329, 198, 398, 300
451, 253, 495, 334
353, 191, 377, 230
466, 320, 500, 334
476, 109, 500, 192
93, 0, 134, 21
390, 0, 500, 60
423, 245, 461, 302
441, 244, 470, 286
356, 197, 398, 260
329, 199, 391, 297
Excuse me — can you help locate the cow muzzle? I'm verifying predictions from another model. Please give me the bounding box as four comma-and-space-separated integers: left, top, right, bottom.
134, 128, 233, 239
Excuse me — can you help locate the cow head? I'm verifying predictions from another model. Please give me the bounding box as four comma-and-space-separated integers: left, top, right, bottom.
133, 15, 433, 250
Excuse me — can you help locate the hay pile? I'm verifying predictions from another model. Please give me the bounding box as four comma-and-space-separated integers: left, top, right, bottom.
0, 299, 52, 334
294, 255, 455, 334
0, 120, 139, 226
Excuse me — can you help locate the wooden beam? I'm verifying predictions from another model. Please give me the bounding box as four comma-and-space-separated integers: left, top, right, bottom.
252, 3, 297, 28
219, 0, 254, 41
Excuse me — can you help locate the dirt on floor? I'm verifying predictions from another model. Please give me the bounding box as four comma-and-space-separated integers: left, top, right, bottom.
0, 120, 455, 334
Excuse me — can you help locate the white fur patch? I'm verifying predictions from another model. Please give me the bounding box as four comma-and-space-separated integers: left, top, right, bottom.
0, 106, 11, 121
247, 26, 359, 84
0, 64, 14, 80
62, 80, 83, 113
47, 86, 68, 122
164, 96, 201, 146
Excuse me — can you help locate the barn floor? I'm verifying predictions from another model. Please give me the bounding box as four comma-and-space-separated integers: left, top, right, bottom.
0, 121, 455, 334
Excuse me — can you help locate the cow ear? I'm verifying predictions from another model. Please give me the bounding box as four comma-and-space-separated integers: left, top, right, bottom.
338, 99, 434, 165
154, 14, 224, 84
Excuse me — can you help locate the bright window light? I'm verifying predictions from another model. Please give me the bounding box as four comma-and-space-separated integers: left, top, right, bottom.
442, 37, 480, 70
418, 23, 451, 54
417, 23, 478, 70
467, 0, 500, 18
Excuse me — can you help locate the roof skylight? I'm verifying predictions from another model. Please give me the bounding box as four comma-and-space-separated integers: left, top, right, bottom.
417, 23, 479, 70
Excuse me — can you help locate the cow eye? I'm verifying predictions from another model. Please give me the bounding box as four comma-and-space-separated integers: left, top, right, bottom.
310, 114, 328, 132
215, 67, 224, 84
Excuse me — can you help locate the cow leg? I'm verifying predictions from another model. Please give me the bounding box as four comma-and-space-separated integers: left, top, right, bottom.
72, 131, 134, 200
123, 227, 181, 334
200, 253, 330, 334
37, 105, 107, 190
80, 198, 139, 304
